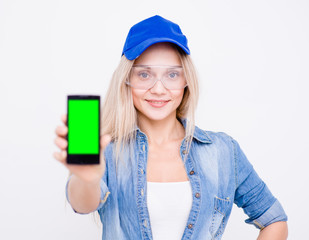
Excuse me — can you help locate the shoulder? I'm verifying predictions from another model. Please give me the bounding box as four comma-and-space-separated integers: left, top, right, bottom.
193, 124, 234, 146
196, 126, 251, 168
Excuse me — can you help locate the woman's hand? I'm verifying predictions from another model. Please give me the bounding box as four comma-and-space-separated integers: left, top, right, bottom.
53, 114, 112, 184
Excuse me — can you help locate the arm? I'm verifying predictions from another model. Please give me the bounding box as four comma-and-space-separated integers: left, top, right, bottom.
65, 172, 111, 214
67, 174, 102, 214
257, 221, 288, 240
65, 143, 112, 214
231, 137, 288, 233
54, 115, 111, 214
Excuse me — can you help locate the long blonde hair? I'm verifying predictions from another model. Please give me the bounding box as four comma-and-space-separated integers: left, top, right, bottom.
101, 44, 199, 165
68, 44, 200, 226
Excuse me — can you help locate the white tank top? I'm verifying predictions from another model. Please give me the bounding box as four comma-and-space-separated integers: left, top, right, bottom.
146, 181, 193, 240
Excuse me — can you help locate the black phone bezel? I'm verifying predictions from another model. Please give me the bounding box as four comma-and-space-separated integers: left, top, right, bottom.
66, 95, 100, 165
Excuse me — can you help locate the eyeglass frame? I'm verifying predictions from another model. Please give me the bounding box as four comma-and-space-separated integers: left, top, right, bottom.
125, 64, 188, 90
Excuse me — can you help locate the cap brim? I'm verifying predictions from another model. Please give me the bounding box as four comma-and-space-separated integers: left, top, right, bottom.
123, 38, 190, 60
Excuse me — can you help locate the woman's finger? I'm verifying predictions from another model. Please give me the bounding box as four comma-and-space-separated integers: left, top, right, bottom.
61, 114, 67, 125
55, 125, 68, 137
53, 151, 67, 165
54, 136, 68, 150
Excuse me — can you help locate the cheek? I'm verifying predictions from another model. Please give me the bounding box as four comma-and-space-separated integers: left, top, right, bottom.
131, 89, 144, 110
172, 90, 185, 106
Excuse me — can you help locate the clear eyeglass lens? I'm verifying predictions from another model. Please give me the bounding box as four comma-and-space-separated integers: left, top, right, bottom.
128, 66, 187, 90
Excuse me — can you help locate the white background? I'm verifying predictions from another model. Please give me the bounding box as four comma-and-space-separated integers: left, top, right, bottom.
0, 0, 308, 239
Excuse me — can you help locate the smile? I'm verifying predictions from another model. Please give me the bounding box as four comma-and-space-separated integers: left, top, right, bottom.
145, 99, 170, 108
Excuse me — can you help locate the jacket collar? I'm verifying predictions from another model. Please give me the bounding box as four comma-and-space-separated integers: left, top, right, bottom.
134, 118, 212, 144
179, 118, 212, 144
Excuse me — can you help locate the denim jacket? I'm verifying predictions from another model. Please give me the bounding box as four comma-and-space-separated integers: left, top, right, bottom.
65, 119, 287, 240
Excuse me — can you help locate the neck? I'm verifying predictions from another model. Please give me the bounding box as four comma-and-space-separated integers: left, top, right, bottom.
137, 113, 185, 146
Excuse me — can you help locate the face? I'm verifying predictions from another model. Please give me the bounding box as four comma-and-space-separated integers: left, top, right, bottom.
130, 42, 185, 122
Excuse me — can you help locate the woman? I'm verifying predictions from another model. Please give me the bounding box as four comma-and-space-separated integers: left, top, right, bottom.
54, 15, 288, 240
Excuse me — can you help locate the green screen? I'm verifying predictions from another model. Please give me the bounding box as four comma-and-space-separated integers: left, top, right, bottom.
68, 99, 99, 154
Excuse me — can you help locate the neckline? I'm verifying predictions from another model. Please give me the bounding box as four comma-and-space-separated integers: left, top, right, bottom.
147, 181, 190, 184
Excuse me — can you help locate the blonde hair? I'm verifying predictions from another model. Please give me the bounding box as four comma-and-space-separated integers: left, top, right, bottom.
101, 44, 199, 165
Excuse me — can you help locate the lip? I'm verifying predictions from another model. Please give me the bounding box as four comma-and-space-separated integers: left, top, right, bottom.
145, 99, 170, 108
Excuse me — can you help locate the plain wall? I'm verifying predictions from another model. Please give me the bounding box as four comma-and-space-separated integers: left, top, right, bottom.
1, 0, 308, 239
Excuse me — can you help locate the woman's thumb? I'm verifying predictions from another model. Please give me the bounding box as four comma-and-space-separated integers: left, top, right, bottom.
100, 134, 112, 150
100, 134, 112, 169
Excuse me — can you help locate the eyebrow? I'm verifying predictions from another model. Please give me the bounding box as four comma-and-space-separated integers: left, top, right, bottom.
132, 64, 183, 69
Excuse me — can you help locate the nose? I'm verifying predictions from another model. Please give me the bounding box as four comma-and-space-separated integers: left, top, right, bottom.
149, 78, 168, 94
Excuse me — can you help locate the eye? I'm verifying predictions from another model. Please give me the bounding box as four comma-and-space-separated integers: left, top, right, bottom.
168, 71, 179, 79
138, 72, 150, 79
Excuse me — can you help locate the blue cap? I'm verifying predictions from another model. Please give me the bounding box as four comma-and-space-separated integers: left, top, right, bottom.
122, 15, 190, 60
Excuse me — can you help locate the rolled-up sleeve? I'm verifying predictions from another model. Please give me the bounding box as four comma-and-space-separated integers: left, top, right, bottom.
231, 137, 288, 229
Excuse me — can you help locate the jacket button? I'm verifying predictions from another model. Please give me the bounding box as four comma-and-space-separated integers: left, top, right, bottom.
182, 150, 187, 154
141, 189, 144, 196
189, 170, 195, 175
195, 193, 200, 198
188, 223, 193, 229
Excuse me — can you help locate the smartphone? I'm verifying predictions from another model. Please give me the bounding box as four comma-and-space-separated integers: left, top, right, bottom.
67, 95, 100, 164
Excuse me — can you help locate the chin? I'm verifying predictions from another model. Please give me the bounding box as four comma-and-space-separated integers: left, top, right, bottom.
140, 110, 175, 122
